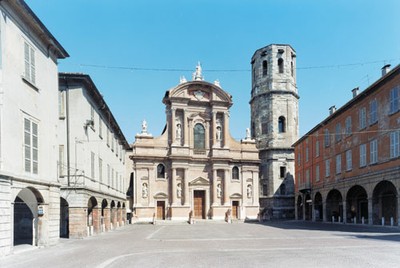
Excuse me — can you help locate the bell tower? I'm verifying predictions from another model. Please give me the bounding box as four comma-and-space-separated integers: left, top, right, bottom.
250, 44, 299, 219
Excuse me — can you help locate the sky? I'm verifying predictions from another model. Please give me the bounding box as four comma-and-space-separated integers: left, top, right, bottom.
26, 0, 400, 143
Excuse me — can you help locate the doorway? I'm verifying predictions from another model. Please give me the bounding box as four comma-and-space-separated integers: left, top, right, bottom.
193, 190, 205, 219
232, 201, 239, 219
157, 201, 165, 220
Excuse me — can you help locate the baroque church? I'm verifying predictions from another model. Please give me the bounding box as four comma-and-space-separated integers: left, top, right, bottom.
129, 44, 298, 221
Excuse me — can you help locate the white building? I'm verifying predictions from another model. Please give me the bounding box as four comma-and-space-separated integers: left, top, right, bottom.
0, 0, 68, 256
58, 73, 130, 238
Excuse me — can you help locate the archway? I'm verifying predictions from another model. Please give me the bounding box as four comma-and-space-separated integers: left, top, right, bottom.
87, 197, 98, 235
60, 197, 69, 238
117, 202, 121, 227
296, 195, 303, 220
101, 199, 109, 231
13, 187, 44, 246
110, 200, 116, 229
326, 189, 343, 222
314, 192, 323, 221
373, 181, 397, 225
346, 185, 368, 224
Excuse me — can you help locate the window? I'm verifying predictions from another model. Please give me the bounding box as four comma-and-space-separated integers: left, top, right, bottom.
370, 139, 378, 164
390, 131, 400, 158
107, 164, 110, 185
359, 107, 366, 129
346, 150, 352, 171
324, 129, 330, 147
278, 116, 286, 133
278, 58, 284, 73
315, 165, 320, 182
315, 140, 320, 157
194, 123, 205, 149
107, 129, 110, 147
390, 86, 399, 114
335, 123, 342, 142
325, 159, 330, 177
111, 168, 114, 188
24, 118, 38, 174
24, 42, 36, 84
280, 166, 286, 178
262, 60, 268, 76
111, 134, 115, 151
369, 99, 378, 125
261, 122, 268, 135
305, 169, 310, 184
305, 147, 309, 162
91, 152, 95, 179
232, 166, 239, 180
58, 91, 65, 118
345, 116, 352, 135
157, 164, 165, 178
291, 61, 294, 77
360, 144, 367, 167
99, 158, 103, 182
297, 152, 301, 166
59, 145, 64, 176
99, 118, 103, 138
335, 154, 341, 174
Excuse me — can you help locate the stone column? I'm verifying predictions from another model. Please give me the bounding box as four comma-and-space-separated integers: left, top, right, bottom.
171, 168, 177, 205
212, 169, 218, 206
69, 207, 87, 238
322, 201, 327, 222
184, 169, 189, 206
103, 208, 111, 231
368, 197, 373, 225
171, 108, 176, 143
205, 121, 210, 149
312, 201, 316, 222
92, 207, 101, 234
253, 171, 259, 206
223, 112, 229, 148
302, 196, 306, 220
183, 109, 188, 146
397, 196, 400, 226
342, 200, 347, 223
224, 169, 230, 206
212, 112, 217, 147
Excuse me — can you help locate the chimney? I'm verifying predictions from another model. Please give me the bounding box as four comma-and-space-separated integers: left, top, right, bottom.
329, 105, 336, 115
352, 87, 359, 98
381, 64, 391, 77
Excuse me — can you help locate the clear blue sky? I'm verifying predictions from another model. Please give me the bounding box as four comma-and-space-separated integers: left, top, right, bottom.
26, 0, 400, 143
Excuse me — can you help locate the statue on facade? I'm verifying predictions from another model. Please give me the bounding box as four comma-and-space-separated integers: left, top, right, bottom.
176, 123, 182, 141
245, 128, 251, 140
216, 126, 222, 141
192, 62, 204, 81
247, 184, 252, 198
142, 183, 148, 198
217, 183, 222, 198
177, 183, 182, 198
141, 119, 148, 134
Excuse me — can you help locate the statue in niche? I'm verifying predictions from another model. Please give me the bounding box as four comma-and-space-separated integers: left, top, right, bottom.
247, 184, 252, 198
216, 126, 222, 141
217, 183, 222, 198
177, 183, 182, 198
176, 123, 182, 141
142, 183, 148, 198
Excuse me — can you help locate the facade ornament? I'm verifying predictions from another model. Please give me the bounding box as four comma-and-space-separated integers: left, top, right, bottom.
216, 126, 222, 141
141, 119, 147, 134
217, 183, 222, 198
177, 183, 182, 198
247, 184, 252, 198
179, 76, 187, 84
245, 128, 251, 140
192, 62, 204, 81
142, 183, 148, 198
176, 123, 182, 141
214, 79, 221, 87
194, 90, 205, 101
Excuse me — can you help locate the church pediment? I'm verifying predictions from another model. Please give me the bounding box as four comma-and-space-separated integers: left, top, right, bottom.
153, 192, 168, 199
189, 177, 210, 186
230, 193, 242, 199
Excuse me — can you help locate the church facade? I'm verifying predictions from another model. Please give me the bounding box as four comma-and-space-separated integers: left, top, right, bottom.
130, 65, 260, 222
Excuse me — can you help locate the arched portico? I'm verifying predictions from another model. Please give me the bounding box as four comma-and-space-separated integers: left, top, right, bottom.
326, 189, 343, 222
304, 194, 312, 220
314, 192, 323, 221
60, 197, 69, 238
296, 195, 303, 220
13, 187, 44, 246
87, 196, 99, 235
101, 199, 109, 231
373, 181, 397, 225
346, 185, 368, 224
110, 201, 116, 229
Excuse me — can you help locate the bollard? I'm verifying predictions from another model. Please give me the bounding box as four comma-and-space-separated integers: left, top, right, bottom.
332, 216, 335, 223
362, 217, 365, 225
381, 217, 385, 226
338, 216, 341, 223
353, 217, 356, 224
391, 217, 394, 226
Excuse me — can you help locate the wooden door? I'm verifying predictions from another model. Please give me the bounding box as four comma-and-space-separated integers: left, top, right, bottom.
232, 201, 239, 219
157, 201, 165, 220
194, 191, 205, 219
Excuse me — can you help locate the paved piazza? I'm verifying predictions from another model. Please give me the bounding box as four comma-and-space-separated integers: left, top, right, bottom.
2, 221, 400, 268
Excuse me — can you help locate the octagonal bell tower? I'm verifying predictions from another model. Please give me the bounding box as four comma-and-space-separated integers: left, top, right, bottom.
250, 44, 299, 219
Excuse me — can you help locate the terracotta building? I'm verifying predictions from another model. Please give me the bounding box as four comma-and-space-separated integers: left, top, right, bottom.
294, 64, 400, 226
129, 64, 260, 222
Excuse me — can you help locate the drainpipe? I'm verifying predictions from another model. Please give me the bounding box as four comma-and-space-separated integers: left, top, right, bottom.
65, 78, 71, 187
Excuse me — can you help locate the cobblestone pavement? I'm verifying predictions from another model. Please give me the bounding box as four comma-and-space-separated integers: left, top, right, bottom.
2, 221, 400, 268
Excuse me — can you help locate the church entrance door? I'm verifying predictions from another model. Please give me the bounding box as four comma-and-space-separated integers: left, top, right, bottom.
157, 201, 165, 220
193, 190, 205, 219
232, 201, 239, 219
